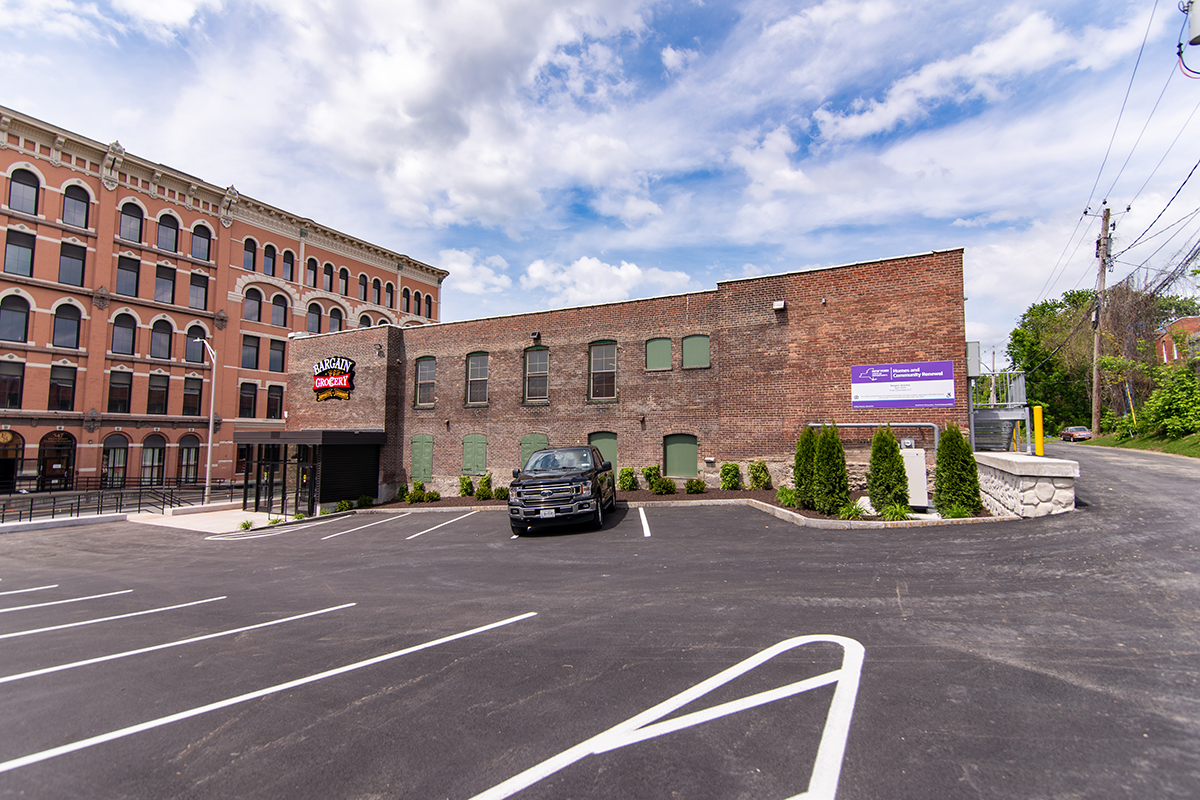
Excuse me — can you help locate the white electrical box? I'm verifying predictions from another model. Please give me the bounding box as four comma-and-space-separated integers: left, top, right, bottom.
901, 449, 929, 509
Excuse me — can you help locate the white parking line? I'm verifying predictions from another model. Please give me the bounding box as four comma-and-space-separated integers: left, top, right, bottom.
0, 603, 356, 686
0, 596, 226, 641
0, 584, 58, 597
321, 515, 407, 540
206, 517, 342, 541
406, 511, 478, 540
471, 634, 864, 800
0, 611, 538, 775
0, 589, 132, 615
638, 507, 651, 537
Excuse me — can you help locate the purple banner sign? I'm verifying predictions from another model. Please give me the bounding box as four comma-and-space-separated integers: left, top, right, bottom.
851, 360, 955, 409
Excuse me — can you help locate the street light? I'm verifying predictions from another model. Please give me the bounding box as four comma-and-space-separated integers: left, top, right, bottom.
195, 338, 218, 505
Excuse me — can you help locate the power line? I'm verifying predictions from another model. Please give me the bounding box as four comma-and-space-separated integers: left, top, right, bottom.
1103, 63, 1175, 200
1112, 152, 1200, 256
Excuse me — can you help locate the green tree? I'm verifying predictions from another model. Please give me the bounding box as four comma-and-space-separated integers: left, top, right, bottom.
933, 424, 983, 515
1006, 290, 1094, 432
867, 424, 908, 512
812, 425, 850, 516
1140, 365, 1200, 438
794, 427, 818, 510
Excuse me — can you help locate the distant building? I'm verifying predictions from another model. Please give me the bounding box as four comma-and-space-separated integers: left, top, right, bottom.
1155, 316, 1200, 365
243, 249, 970, 513
0, 105, 446, 492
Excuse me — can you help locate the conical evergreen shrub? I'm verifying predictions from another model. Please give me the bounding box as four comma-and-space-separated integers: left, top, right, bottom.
933, 423, 983, 515
812, 425, 850, 515
794, 426, 818, 510
867, 424, 908, 512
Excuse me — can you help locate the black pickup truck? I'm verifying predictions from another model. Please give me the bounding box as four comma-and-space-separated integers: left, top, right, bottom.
507, 446, 616, 535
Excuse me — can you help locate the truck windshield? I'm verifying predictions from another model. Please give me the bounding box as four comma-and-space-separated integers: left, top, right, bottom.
525, 449, 592, 472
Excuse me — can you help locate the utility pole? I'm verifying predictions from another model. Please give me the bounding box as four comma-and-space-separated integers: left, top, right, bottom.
1092, 205, 1110, 434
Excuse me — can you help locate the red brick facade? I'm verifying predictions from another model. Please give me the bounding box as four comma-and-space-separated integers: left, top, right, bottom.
286, 249, 968, 495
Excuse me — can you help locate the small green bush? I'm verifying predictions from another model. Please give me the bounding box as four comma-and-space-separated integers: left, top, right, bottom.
413, 480, 425, 493
838, 501, 864, 520
335, 499, 354, 512
933, 423, 983, 515
459, 476, 475, 497
293, 512, 306, 520
493, 485, 509, 501
867, 424, 909, 512
794, 427, 818, 510
408, 489, 427, 504
641, 465, 661, 484
775, 486, 795, 507
719, 462, 743, 490
239, 519, 253, 530
426, 490, 441, 502
881, 503, 912, 522
394, 485, 409, 503
475, 473, 493, 500
748, 460, 771, 489
684, 478, 707, 494
812, 425, 850, 515
940, 503, 972, 519
357, 495, 374, 508
269, 517, 282, 526
650, 477, 676, 495
319, 508, 331, 515
618, 467, 638, 491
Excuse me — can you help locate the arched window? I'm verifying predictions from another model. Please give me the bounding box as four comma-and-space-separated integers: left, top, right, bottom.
141, 434, 166, 486
307, 303, 322, 333
306, 258, 318, 287
385, 283, 394, 308
271, 295, 288, 327
323, 263, 334, 291
359, 315, 371, 328
243, 239, 257, 271
52, 305, 81, 349
112, 313, 136, 355
178, 434, 200, 484
329, 308, 343, 333
413, 291, 422, 317
425, 294, 433, 318
101, 434, 128, 488
339, 268, 349, 295
185, 325, 206, 362
243, 288, 262, 322
150, 319, 173, 359
119, 203, 143, 242
8, 169, 39, 215
402, 288, 411, 313
281, 250, 294, 282
191, 225, 212, 261
157, 215, 179, 252
263, 244, 276, 277
359, 274, 368, 301
372, 278, 381, 305
0, 296, 30, 343
62, 185, 90, 228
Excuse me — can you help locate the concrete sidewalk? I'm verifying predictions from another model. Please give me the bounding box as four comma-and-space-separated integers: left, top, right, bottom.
127, 508, 283, 534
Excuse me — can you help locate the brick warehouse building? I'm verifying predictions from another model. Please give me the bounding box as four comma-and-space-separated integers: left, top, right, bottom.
244, 249, 968, 513
0, 106, 446, 492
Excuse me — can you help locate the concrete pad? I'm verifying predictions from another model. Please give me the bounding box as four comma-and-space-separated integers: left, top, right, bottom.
128, 509, 281, 534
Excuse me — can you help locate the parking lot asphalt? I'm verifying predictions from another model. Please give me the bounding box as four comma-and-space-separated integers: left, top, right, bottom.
0, 442, 1197, 799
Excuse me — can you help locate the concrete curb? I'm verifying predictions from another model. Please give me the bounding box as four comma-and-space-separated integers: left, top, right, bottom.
0, 513, 128, 533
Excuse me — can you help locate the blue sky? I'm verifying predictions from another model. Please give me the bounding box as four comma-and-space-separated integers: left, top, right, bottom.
4, 0, 1199, 362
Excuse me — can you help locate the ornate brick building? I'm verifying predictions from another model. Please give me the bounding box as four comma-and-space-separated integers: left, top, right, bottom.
0, 106, 446, 491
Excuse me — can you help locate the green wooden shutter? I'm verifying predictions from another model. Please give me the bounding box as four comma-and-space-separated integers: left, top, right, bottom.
682, 335, 710, 368
663, 434, 698, 477
588, 431, 617, 472
463, 433, 488, 475
645, 338, 671, 371
411, 434, 433, 483
520, 433, 549, 468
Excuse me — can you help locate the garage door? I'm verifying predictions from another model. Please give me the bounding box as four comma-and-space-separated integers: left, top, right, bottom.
588, 431, 617, 472
663, 434, 697, 478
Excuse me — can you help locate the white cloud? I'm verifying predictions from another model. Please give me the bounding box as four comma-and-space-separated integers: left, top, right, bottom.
730, 126, 814, 201
438, 249, 513, 295
112, 0, 223, 37
520, 256, 693, 306
661, 44, 698, 74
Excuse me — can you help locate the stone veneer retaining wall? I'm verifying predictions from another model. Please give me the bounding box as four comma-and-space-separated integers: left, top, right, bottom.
973, 452, 1079, 518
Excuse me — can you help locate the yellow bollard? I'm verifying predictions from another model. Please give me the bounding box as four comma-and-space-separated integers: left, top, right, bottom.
1033, 406, 1044, 456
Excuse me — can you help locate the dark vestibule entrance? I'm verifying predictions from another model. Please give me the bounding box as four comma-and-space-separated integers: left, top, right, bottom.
232, 429, 384, 516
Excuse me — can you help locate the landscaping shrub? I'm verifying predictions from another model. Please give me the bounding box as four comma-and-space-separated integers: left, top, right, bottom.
867, 424, 908, 513
775, 486, 795, 507
394, 485, 409, 503
426, 490, 441, 502
293, 512, 306, 520
493, 485, 509, 501
413, 480, 425, 493
356, 495, 374, 508
618, 467, 638, 491
811, 425, 850, 515
239, 519, 253, 530
475, 474, 493, 500
268, 518, 282, 525
881, 503, 912, 522
335, 499, 354, 512
684, 478, 707, 494
933, 423, 983, 515
408, 489, 427, 503
748, 460, 771, 490
719, 462, 742, 490
650, 477, 676, 495
1140, 365, 1200, 438
838, 501, 864, 520
794, 427, 818, 510
641, 465, 661, 484
458, 476, 475, 497
939, 503, 971, 519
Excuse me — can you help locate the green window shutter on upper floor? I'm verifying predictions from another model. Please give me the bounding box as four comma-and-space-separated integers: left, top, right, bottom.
645, 338, 671, 371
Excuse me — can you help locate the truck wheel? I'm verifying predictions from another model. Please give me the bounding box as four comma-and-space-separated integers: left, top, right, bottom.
510, 521, 527, 536
592, 499, 604, 530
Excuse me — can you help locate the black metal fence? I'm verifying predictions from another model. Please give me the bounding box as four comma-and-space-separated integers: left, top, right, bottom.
0, 481, 240, 524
